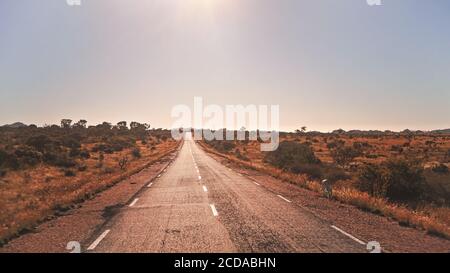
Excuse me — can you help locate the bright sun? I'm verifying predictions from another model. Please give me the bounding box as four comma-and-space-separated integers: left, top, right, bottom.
175, 0, 224, 21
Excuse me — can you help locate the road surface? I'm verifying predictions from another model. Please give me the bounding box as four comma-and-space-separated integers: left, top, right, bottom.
87, 137, 366, 253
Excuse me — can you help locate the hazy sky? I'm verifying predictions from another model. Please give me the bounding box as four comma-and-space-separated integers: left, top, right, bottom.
1, 0, 449, 132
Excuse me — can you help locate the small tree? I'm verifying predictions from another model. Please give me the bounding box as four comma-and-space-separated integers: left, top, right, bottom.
130, 122, 140, 130
61, 119, 73, 129
74, 119, 87, 128
100, 122, 112, 130
116, 121, 127, 130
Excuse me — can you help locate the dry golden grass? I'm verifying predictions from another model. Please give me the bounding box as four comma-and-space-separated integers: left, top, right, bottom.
334, 188, 450, 239
0, 139, 180, 244
199, 141, 450, 240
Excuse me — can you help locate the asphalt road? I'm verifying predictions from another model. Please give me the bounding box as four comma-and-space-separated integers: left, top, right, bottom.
88, 137, 366, 253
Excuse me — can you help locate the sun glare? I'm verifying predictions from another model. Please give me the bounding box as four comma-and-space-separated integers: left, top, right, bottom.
183, 0, 219, 12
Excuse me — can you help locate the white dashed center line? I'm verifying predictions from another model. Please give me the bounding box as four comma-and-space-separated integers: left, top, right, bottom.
129, 198, 139, 207
203, 185, 208, 192
331, 225, 366, 245
198, 175, 202, 180
253, 182, 260, 186
277, 194, 292, 203
87, 229, 110, 251
147, 182, 153, 188
210, 204, 218, 216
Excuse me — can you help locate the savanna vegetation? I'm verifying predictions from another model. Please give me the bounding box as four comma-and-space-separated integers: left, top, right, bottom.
0, 120, 179, 245
201, 129, 450, 239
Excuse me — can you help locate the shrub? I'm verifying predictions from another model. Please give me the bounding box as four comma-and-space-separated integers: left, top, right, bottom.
290, 163, 323, 179
324, 167, 350, 182
26, 135, 53, 152
235, 149, 249, 161
42, 151, 57, 164
358, 159, 426, 203
425, 140, 435, 146
61, 137, 81, 149
44, 152, 76, 168
0, 149, 20, 170
69, 148, 81, 158
56, 155, 77, 168
331, 146, 361, 168
432, 163, 448, 174
101, 167, 115, 174
91, 144, 114, 154
326, 142, 338, 149
265, 141, 321, 173
222, 141, 234, 151
206, 140, 235, 153
108, 136, 135, 152
79, 150, 91, 159
78, 164, 87, 172
385, 159, 426, 203
358, 164, 389, 198
0, 149, 7, 167
390, 145, 403, 153
14, 145, 42, 166
132, 148, 141, 158
91, 144, 102, 153
327, 140, 345, 149
353, 141, 371, 149
64, 169, 76, 177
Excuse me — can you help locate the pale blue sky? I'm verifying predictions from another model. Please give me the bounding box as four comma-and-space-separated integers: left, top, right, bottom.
0, 0, 449, 131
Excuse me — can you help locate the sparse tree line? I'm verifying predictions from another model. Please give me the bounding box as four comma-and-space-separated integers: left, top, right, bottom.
0, 119, 173, 177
